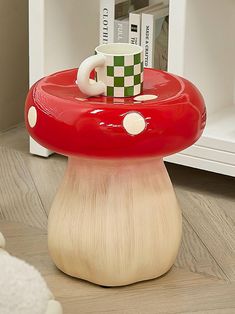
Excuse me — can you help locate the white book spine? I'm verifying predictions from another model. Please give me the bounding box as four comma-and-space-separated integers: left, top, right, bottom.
141, 13, 155, 68
129, 13, 141, 45
114, 19, 129, 43
99, 0, 115, 44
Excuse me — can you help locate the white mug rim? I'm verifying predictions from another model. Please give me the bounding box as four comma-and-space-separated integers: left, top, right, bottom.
95, 43, 143, 56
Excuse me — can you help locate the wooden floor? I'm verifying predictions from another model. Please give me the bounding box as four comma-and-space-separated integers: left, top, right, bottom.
0, 125, 235, 314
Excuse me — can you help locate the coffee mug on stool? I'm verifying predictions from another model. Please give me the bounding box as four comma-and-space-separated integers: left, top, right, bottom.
77, 43, 144, 97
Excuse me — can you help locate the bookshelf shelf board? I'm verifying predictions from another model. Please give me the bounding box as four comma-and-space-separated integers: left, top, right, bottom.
165, 106, 235, 176
165, 153, 235, 177
199, 106, 235, 153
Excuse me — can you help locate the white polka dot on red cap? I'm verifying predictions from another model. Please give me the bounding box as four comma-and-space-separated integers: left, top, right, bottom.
123, 112, 146, 135
28, 106, 37, 128
134, 94, 158, 101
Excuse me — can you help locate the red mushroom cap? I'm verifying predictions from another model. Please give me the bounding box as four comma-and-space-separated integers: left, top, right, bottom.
25, 68, 206, 158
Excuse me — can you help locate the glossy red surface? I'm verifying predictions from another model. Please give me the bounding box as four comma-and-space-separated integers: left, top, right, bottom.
25, 68, 206, 158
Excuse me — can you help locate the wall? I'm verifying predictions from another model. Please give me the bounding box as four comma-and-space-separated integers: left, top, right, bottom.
0, 0, 28, 132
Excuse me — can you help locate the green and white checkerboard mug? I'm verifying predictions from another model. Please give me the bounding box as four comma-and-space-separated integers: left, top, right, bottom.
77, 43, 144, 97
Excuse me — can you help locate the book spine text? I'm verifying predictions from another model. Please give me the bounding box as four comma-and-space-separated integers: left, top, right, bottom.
99, 0, 115, 44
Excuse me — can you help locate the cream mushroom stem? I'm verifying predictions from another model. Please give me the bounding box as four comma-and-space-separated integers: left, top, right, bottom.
0, 232, 6, 249
0, 232, 7, 255
45, 300, 63, 314
48, 156, 182, 286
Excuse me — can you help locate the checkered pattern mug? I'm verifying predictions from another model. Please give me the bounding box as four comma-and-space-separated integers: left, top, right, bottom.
77, 43, 144, 97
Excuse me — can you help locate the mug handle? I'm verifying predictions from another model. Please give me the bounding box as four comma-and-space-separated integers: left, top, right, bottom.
77, 55, 106, 96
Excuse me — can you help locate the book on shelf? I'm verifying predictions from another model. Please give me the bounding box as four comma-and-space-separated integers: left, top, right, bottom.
100, 0, 114, 44
114, 17, 129, 43
128, 2, 164, 46
99, 0, 149, 44
141, 4, 169, 69
99, 0, 169, 70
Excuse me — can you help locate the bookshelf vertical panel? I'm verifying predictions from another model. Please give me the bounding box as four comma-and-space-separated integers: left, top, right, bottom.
29, 0, 100, 157
29, 0, 51, 157
167, 0, 235, 176
168, 0, 186, 76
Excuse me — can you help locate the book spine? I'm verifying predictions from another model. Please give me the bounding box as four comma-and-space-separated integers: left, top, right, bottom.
129, 13, 141, 45
141, 13, 154, 68
114, 19, 129, 43
99, 0, 115, 44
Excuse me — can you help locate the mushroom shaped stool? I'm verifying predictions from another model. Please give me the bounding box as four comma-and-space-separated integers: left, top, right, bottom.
25, 68, 206, 286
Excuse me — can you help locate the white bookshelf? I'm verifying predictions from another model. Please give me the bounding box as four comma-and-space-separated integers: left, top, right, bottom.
29, 0, 235, 176
166, 0, 235, 177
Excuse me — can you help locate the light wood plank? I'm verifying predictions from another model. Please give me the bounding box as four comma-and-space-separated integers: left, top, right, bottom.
183, 309, 235, 314
1, 220, 235, 314
175, 218, 226, 280
167, 162, 235, 221
58, 273, 235, 314
177, 189, 235, 281
166, 163, 235, 281
0, 147, 47, 229
1, 126, 66, 214
23, 153, 66, 214
0, 124, 29, 154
